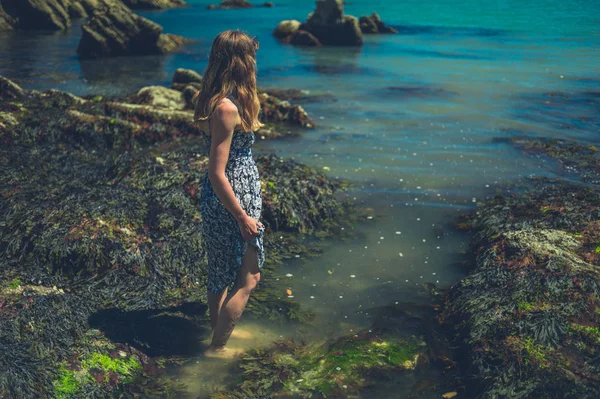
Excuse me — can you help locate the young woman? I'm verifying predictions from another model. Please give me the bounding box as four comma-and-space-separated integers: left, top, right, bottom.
193, 30, 265, 358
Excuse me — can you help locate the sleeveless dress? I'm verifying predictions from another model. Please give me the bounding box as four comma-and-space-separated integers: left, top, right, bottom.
199, 95, 265, 295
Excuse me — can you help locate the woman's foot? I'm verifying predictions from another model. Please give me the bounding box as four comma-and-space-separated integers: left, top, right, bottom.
203, 345, 244, 359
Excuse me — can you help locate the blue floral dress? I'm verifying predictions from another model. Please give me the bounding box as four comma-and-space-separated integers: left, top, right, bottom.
200, 95, 265, 294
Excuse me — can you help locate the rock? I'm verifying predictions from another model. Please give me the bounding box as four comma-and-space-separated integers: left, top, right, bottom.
359, 12, 397, 34
275, 0, 363, 46
137, 86, 185, 109
302, 13, 363, 46
263, 1, 274, 7
171, 68, 202, 90
0, 3, 15, 30
273, 19, 301, 39
121, 0, 187, 10
77, 2, 186, 59
258, 92, 315, 128
0, 0, 71, 30
207, 0, 253, 9
182, 85, 198, 109
0, 76, 24, 99
289, 30, 321, 46
305, 0, 344, 26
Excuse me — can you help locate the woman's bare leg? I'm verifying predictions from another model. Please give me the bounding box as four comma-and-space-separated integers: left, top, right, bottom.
207, 287, 228, 331
206, 245, 260, 354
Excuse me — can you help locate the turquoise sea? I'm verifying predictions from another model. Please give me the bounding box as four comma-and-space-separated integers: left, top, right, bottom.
1, 0, 599, 396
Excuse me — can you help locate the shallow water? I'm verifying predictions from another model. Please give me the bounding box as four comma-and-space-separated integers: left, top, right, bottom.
1, 0, 599, 397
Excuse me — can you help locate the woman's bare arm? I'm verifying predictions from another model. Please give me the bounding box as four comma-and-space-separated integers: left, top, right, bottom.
207, 100, 263, 239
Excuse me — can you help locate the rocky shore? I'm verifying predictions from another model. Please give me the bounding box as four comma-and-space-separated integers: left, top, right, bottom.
0, 0, 187, 58
440, 134, 600, 398
0, 75, 357, 398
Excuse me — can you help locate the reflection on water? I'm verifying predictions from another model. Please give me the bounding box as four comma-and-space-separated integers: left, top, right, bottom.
1, 0, 599, 397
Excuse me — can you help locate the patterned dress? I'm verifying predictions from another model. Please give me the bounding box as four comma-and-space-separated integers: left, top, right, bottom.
200, 95, 265, 295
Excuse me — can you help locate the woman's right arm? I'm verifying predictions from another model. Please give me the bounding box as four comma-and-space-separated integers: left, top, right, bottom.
207, 101, 263, 240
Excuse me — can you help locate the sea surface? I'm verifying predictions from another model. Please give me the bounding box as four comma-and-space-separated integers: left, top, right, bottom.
1, 0, 599, 397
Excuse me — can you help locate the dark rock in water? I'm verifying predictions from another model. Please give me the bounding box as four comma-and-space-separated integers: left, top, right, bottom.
263, 1, 274, 7
258, 91, 315, 131
381, 86, 456, 99
301, 0, 363, 46
289, 29, 322, 46
0, 0, 71, 30
121, 0, 188, 10
207, 0, 253, 9
273, 0, 366, 46
0, 75, 24, 99
171, 67, 202, 91
77, 1, 186, 59
359, 12, 397, 34
273, 19, 301, 39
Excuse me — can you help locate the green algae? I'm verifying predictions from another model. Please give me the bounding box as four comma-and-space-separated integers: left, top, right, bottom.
53, 362, 78, 399
212, 333, 423, 398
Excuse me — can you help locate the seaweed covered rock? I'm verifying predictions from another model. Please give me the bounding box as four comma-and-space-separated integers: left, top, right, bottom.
442, 182, 600, 398
0, 75, 357, 396
137, 85, 185, 109
497, 135, 600, 185
359, 12, 397, 34
0, 75, 24, 99
121, 0, 187, 10
77, 1, 186, 59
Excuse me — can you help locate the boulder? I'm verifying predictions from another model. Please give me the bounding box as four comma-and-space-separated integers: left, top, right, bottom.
182, 85, 198, 109
207, 0, 253, 9
0, 0, 71, 30
289, 30, 321, 46
121, 0, 188, 10
263, 1, 274, 7
0, 76, 24, 100
273, 19, 300, 39
0, 3, 15, 30
171, 68, 202, 90
274, 0, 363, 46
302, 13, 363, 46
77, 2, 186, 59
305, 0, 343, 26
137, 86, 185, 109
359, 12, 397, 34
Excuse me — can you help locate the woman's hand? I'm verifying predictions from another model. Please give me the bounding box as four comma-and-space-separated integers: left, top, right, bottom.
237, 214, 264, 241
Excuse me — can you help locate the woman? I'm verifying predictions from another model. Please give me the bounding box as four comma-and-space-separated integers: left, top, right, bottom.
193, 30, 265, 358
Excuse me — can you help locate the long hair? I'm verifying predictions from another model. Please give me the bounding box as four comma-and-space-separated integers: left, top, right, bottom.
193, 30, 262, 132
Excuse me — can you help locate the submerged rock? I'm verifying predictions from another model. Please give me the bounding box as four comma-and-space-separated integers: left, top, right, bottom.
207, 0, 252, 9
121, 0, 187, 10
359, 12, 397, 34
77, 1, 186, 59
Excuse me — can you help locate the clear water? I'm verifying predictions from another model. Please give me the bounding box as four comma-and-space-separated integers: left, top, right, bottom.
1, 0, 599, 396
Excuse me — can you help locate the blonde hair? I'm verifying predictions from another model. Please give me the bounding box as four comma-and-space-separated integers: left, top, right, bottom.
193, 30, 262, 132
